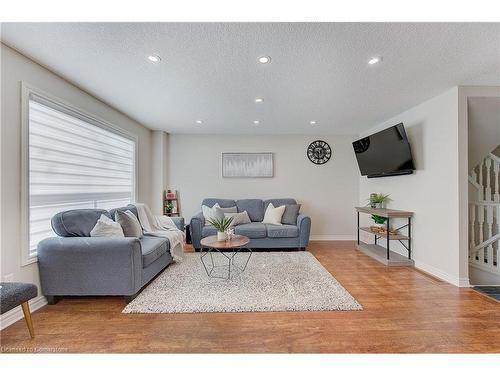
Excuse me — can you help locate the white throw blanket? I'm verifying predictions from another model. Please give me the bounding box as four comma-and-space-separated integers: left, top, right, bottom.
135, 203, 185, 262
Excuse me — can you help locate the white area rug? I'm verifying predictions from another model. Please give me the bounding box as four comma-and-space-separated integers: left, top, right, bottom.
123, 252, 362, 313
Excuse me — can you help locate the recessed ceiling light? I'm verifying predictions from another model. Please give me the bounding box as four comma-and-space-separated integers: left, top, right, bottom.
258, 56, 271, 64
147, 55, 161, 63
368, 57, 382, 65
195, 120, 203, 124
310, 121, 317, 125
255, 98, 264, 103
253, 120, 260, 125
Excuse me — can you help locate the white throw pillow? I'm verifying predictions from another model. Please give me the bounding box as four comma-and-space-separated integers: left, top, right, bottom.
202, 203, 220, 225
90, 214, 125, 237
224, 211, 251, 227
262, 203, 286, 226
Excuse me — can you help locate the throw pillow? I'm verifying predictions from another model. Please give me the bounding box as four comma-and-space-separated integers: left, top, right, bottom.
202, 204, 237, 225
115, 210, 143, 238
202, 203, 220, 225
262, 203, 286, 226
215, 206, 237, 219
281, 204, 302, 225
224, 211, 251, 227
90, 214, 125, 238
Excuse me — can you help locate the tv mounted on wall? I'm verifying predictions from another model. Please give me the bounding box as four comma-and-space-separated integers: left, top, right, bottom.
352, 123, 415, 178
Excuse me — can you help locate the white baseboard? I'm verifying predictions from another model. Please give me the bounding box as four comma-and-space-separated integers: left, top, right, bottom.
310, 235, 356, 241
0, 295, 47, 330
414, 260, 470, 287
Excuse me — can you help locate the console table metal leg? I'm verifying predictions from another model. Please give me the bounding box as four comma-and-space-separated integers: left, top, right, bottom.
408, 217, 412, 259
386, 217, 390, 260
357, 211, 360, 245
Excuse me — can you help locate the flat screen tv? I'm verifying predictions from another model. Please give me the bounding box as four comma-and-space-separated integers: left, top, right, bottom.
352, 123, 415, 178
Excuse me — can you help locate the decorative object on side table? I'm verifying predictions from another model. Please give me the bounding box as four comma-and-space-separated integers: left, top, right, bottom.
368, 192, 391, 208
207, 216, 234, 241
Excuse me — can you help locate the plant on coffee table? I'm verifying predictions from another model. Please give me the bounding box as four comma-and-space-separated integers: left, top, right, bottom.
207, 216, 234, 241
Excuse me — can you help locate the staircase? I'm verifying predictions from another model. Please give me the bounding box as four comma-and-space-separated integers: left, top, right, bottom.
468, 149, 500, 285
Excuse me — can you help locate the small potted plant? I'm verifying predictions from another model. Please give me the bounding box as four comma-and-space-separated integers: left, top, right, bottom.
368, 193, 391, 209
207, 216, 234, 241
165, 201, 174, 213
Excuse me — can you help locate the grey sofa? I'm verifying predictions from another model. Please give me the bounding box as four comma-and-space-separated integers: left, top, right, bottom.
190, 198, 311, 250
37, 205, 184, 304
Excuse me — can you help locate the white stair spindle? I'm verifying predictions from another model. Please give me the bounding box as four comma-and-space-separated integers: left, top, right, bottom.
494, 159, 500, 202
496, 205, 500, 268
478, 160, 484, 200
469, 205, 476, 251
477, 205, 485, 263
485, 158, 492, 201
486, 205, 494, 265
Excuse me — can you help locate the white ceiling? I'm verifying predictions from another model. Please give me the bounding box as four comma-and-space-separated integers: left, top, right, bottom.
2, 23, 499, 134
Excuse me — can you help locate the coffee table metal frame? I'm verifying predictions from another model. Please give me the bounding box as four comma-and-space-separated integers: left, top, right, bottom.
200, 241, 252, 280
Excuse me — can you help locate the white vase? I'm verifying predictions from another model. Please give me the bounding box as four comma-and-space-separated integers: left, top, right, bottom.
217, 231, 227, 241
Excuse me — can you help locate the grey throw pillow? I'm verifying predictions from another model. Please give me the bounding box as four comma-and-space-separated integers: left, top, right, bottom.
224, 211, 251, 227
281, 204, 302, 225
115, 210, 143, 238
214, 206, 237, 220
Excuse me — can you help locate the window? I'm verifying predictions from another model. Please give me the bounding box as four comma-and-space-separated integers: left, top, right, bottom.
24, 88, 136, 262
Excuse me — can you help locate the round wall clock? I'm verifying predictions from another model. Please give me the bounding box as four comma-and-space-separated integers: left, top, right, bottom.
307, 140, 332, 165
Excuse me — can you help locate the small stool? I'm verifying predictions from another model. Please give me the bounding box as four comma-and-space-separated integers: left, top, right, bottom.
0, 282, 38, 338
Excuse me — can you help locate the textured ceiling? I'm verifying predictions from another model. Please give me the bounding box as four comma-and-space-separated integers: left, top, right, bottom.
1, 23, 499, 134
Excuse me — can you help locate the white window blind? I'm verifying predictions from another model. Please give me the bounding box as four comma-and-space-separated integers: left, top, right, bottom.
28, 95, 136, 255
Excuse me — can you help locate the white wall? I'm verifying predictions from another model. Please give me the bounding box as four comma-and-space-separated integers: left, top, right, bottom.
151, 130, 169, 215
358, 87, 466, 286
467, 96, 500, 170
0, 44, 154, 326
168, 134, 359, 238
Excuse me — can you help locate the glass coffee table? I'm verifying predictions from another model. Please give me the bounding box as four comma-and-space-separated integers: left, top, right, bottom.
200, 235, 251, 279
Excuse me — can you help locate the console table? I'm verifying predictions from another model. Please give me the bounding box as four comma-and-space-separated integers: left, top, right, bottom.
355, 207, 414, 266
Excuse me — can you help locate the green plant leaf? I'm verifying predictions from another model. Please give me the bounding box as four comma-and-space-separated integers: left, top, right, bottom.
207, 215, 234, 232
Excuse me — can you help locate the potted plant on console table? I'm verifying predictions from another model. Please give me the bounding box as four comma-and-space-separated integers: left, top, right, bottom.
207, 216, 234, 241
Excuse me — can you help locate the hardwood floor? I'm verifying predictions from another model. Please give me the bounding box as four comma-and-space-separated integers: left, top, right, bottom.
1, 241, 499, 353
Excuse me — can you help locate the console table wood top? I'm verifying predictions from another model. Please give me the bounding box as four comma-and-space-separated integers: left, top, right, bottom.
355, 206, 414, 218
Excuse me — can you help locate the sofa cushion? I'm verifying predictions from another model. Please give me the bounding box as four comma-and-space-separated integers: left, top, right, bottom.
115, 210, 143, 238
202, 225, 218, 237
202, 198, 236, 208
262, 203, 286, 225
109, 204, 138, 220
266, 224, 299, 238
52, 209, 111, 237
281, 204, 302, 225
236, 199, 264, 222
263, 198, 297, 210
225, 211, 251, 227
234, 222, 267, 238
140, 236, 170, 268
90, 214, 125, 237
